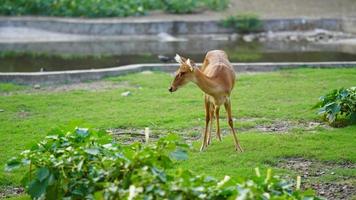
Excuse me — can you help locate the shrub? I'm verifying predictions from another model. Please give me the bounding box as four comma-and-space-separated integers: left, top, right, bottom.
202, 0, 229, 11
6, 126, 320, 199
0, 0, 155, 17
313, 87, 356, 126
162, 0, 198, 14
221, 14, 263, 34
1, 0, 231, 17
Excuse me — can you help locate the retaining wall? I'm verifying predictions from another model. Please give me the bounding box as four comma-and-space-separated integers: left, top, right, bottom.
1, 17, 354, 35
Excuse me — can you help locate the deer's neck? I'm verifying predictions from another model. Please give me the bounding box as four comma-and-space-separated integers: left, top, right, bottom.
192, 68, 219, 95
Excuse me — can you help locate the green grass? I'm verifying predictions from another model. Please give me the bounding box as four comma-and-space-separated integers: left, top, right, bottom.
182, 127, 356, 179
0, 68, 355, 198
0, 83, 27, 93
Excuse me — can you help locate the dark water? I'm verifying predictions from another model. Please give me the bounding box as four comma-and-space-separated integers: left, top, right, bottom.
1, 39, 355, 72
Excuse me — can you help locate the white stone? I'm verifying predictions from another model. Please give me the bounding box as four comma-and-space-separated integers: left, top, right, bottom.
242, 34, 255, 42
121, 91, 131, 96
33, 84, 41, 89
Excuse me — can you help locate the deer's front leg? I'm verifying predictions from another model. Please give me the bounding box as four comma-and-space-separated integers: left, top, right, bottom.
201, 97, 211, 151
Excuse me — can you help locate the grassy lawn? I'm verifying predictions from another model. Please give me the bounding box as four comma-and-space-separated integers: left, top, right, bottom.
0, 68, 355, 198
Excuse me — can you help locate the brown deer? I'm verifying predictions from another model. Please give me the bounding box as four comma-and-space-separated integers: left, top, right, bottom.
168, 50, 243, 152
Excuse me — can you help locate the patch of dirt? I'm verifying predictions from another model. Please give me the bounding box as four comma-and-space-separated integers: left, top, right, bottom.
0, 186, 24, 198
1, 81, 134, 96
304, 182, 355, 200
15, 105, 32, 119
109, 119, 330, 144
204, 117, 329, 133
248, 120, 329, 133
278, 158, 356, 178
255, 120, 292, 132
17, 110, 31, 119
108, 128, 157, 144
35, 81, 132, 92
277, 158, 356, 199
108, 127, 201, 144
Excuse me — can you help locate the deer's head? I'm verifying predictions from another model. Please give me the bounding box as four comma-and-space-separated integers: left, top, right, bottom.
169, 54, 196, 92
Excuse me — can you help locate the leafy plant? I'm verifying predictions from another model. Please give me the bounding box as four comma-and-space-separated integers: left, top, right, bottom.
5, 126, 320, 199
0, 0, 152, 17
313, 87, 356, 126
221, 14, 263, 34
202, 0, 229, 11
162, 0, 199, 14
0, 0, 230, 17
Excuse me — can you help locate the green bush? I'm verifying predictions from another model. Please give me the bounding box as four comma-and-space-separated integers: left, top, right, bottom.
0, 0, 157, 17
162, 0, 198, 14
0, 0, 230, 17
313, 87, 356, 126
203, 0, 229, 11
221, 14, 263, 34
5, 126, 320, 199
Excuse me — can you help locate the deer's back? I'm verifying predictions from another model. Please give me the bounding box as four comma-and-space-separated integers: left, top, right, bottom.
201, 50, 236, 91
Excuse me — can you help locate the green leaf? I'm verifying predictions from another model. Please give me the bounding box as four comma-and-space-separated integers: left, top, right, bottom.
28, 179, 47, 198
77, 159, 84, 171
37, 167, 50, 182
5, 157, 22, 171
330, 104, 341, 115
327, 113, 336, 123
85, 148, 100, 155
46, 135, 59, 140
151, 167, 167, 182
317, 107, 326, 115
76, 128, 89, 137
170, 149, 188, 160
164, 134, 180, 142
47, 173, 56, 186
349, 112, 356, 123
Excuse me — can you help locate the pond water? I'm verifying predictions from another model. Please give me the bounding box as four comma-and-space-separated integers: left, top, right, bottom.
1, 39, 355, 72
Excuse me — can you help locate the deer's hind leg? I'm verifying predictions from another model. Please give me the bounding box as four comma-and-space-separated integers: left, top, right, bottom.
207, 104, 214, 145
215, 105, 222, 141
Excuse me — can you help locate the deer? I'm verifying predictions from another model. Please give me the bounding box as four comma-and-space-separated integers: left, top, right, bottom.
168, 50, 243, 152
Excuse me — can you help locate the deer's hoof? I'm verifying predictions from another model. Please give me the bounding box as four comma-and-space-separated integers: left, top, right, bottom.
235, 146, 244, 152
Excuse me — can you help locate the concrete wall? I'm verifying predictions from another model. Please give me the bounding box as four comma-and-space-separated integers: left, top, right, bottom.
342, 18, 356, 34
0, 17, 348, 36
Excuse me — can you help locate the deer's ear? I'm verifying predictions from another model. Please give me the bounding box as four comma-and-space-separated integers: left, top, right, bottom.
186, 59, 195, 71
174, 54, 182, 64
175, 54, 187, 64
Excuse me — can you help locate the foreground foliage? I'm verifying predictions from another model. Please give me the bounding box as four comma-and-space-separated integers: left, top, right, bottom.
5, 127, 319, 199
313, 87, 356, 126
0, 0, 229, 17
